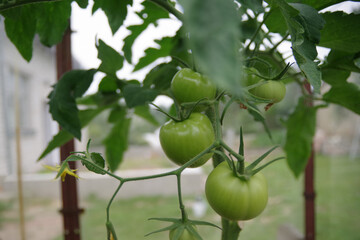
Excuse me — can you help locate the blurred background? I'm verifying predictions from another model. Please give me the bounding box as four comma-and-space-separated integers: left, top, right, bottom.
0, 1, 359, 240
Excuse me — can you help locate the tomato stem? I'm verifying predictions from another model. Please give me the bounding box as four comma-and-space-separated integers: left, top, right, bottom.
106, 182, 124, 222
176, 174, 188, 222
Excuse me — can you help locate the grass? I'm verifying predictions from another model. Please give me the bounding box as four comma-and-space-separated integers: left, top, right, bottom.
50, 154, 360, 240
0, 200, 13, 227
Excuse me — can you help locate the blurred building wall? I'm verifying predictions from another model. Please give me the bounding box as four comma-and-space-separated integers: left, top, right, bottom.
0, 22, 60, 178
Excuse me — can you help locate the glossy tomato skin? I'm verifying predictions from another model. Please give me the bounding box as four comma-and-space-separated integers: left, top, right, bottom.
160, 113, 215, 168
205, 161, 268, 221
171, 68, 216, 104
249, 80, 286, 103
169, 228, 197, 240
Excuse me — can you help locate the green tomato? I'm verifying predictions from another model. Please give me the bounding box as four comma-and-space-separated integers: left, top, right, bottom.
249, 80, 286, 103
205, 161, 268, 221
171, 68, 216, 104
169, 228, 197, 240
159, 113, 215, 168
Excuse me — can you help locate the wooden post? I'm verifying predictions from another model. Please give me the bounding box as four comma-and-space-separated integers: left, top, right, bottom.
56, 24, 83, 240
303, 82, 315, 240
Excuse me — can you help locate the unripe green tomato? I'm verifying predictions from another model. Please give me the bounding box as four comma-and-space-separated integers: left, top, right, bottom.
159, 113, 215, 168
249, 80, 286, 103
169, 228, 197, 240
205, 161, 268, 221
171, 68, 216, 104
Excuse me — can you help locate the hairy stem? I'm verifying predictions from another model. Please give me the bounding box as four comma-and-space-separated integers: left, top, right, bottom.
148, 0, 184, 21
106, 182, 124, 222
176, 174, 188, 222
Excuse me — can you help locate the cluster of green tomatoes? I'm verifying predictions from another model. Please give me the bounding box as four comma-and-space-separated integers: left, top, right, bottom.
158, 68, 286, 239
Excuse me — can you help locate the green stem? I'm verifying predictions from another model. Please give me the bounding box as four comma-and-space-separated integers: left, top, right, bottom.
66, 157, 123, 182
221, 219, 242, 240
245, 10, 272, 52
106, 182, 124, 222
220, 140, 244, 162
176, 174, 188, 222
269, 33, 290, 53
177, 143, 217, 171
148, 0, 184, 21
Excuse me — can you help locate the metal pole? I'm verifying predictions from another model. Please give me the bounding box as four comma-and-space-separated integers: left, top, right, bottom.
56, 23, 83, 240
303, 82, 316, 240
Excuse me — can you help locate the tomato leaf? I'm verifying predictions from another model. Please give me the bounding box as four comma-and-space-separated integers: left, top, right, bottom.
323, 50, 360, 74
103, 107, 131, 172
81, 152, 107, 175
75, 0, 89, 8
319, 12, 360, 53
96, 39, 124, 77
92, 0, 132, 35
48, 69, 97, 139
143, 62, 179, 91
300, 0, 360, 10
38, 108, 105, 161
323, 82, 360, 115
123, 84, 159, 108
35, 0, 71, 47
134, 105, 159, 126
236, 0, 264, 13
273, 1, 325, 94
122, 1, 169, 63
179, 0, 242, 96
133, 36, 176, 71
284, 97, 317, 177
2, 5, 36, 61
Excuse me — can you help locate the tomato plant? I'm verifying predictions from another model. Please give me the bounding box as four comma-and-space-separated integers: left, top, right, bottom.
159, 113, 215, 167
171, 68, 216, 104
3, 0, 360, 239
205, 161, 268, 221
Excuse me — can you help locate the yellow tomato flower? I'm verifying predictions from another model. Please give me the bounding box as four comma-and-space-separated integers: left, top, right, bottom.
43, 163, 79, 182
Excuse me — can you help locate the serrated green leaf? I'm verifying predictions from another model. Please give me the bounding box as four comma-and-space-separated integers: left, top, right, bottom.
322, 69, 351, 86
323, 82, 360, 115
90, 152, 105, 168
48, 69, 96, 139
133, 37, 176, 71
134, 105, 159, 126
99, 75, 118, 92
323, 50, 360, 73
35, 0, 71, 47
75, 0, 88, 8
82, 159, 107, 175
38, 107, 107, 161
123, 84, 159, 108
96, 39, 124, 76
237, 0, 264, 13
2, 5, 36, 61
274, 1, 324, 93
265, 7, 288, 35
179, 0, 242, 96
319, 12, 360, 53
284, 97, 317, 177
103, 108, 131, 172
123, 1, 169, 63
92, 0, 132, 35
38, 129, 73, 161
143, 62, 179, 91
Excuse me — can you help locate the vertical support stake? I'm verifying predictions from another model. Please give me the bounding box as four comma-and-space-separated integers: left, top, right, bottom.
56, 23, 83, 240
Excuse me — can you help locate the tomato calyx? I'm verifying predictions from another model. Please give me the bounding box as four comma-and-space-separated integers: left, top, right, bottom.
146, 217, 220, 240
217, 128, 285, 179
